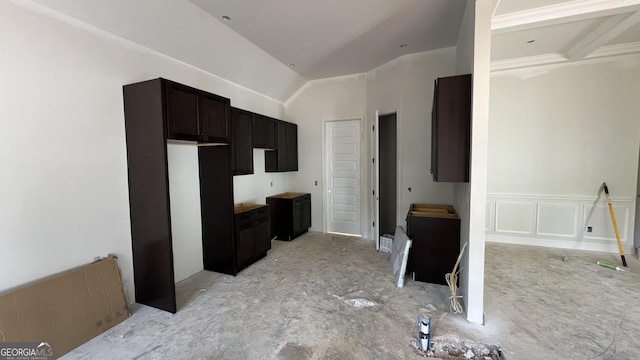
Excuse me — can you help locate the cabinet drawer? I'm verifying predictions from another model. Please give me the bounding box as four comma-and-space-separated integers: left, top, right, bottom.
254, 207, 269, 220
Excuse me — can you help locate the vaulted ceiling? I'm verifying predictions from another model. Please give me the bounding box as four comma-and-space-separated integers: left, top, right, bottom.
21, 0, 640, 101
190, 0, 468, 80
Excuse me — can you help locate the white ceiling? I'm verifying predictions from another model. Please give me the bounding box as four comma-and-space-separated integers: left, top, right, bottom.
190, 0, 467, 80
491, 0, 640, 74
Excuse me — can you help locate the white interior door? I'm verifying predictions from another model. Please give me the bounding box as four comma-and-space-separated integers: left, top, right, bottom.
373, 111, 380, 249
325, 119, 361, 236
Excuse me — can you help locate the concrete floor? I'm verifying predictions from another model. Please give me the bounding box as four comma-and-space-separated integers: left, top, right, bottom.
63, 232, 640, 360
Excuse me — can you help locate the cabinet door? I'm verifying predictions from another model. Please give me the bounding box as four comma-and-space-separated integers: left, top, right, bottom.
302, 197, 311, 230
254, 220, 270, 254
236, 226, 255, 267
292, 204, 303, 235
286, 123, 298, 171
265, 120, 288, 172
253, 115, 277, 149
431, 74, 471, 182
231, 108, 254, 175
199, 93, 230, 143
165, 82, 199, 141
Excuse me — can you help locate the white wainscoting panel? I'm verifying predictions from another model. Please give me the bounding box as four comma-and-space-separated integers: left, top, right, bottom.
536, 203, 578, 238
583, 204, 629, 242
486, 194, 634, 253
486, 201, 495, 232
495, 201, 534, 234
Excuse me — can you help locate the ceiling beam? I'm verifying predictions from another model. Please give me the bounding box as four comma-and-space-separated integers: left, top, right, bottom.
492, 0, 640, 34
567, 11, 640, 59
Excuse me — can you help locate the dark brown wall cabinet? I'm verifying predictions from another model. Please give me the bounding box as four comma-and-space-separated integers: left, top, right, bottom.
123, 78, 233, 314
406, 204, 461, 285
252, 114, 277, 149
234, 205, 271, 271
231, 107, 254, 175
165, 80, 230, 143
267, 193, 311, 241
265, 121, 298, 172
431, 74, 471, 182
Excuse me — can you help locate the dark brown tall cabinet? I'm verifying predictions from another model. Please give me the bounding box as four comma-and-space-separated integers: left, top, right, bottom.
123, 78, 233, 314
431, 74, 471, 182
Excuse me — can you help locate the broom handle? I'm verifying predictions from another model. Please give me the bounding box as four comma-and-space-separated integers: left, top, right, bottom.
603, 183, 628, 267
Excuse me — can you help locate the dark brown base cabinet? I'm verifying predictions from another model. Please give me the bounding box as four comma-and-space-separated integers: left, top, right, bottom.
406, 204, 460, 286
123, 78, 233, 314
234, 205, 271, 272
266, 193, 311, 241
431, 74, 471, 182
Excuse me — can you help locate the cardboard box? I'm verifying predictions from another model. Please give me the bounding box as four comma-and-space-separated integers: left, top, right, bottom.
0, 255, 129, 357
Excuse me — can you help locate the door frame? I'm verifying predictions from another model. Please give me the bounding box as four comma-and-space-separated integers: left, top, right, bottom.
322, 117, 364, 236
372, 109, 402, 250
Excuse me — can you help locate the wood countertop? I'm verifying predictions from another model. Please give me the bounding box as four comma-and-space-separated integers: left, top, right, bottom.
267, 192, 309, 199
234, 203, 267, 214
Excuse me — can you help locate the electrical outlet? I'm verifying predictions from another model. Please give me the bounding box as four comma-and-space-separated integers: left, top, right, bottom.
587, 226, 593, 233
315, 181, 318, 186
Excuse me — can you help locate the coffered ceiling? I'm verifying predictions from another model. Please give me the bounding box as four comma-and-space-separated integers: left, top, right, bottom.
491, 0, 640, 75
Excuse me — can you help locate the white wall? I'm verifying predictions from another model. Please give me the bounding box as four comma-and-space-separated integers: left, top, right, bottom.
233, 149, 288, 204
284, 50, 459, 240
284, 75, 368, 235
0, 0, 284, 303
487, 60, 640, 253
167, 144, 203, 283
452, 0, 492, 325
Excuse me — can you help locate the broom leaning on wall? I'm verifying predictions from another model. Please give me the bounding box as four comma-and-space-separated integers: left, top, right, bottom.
603, 182, 627, 267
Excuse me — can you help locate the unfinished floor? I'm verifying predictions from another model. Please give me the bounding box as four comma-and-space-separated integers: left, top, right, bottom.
63, 232, 640, 359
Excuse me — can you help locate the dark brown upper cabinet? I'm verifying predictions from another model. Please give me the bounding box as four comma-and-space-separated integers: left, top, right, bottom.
430, 74, 471, 182
286, 122, 298, 171
231, 107, 254, 175
265, 121, 298, 172
252, 114, 277, 149
165, 80, 230, 143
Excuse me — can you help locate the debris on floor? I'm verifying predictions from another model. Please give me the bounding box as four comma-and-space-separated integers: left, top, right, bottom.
418, 313, 432, 351
597, 260, 625, 272
380, 233, 394, 253
333, 290, 380, 308
411, 336, 505, 359
562, 256, 569, 263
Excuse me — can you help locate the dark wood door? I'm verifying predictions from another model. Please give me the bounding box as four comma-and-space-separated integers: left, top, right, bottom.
292, 203, 303, 235
123, 79, 177, 314
266, 121, 288, 172
253, 114, 277, 149
254, 220, 270, 254
231, 108, 254, 175
302, 196, 312, 230
286, 123, 298, 171
199, 93, 230, 143
236, 226, 255, 267
165, 82, 199, 141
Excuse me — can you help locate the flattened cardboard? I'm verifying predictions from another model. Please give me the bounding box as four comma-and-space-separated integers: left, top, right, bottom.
0, 255, 129, 357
